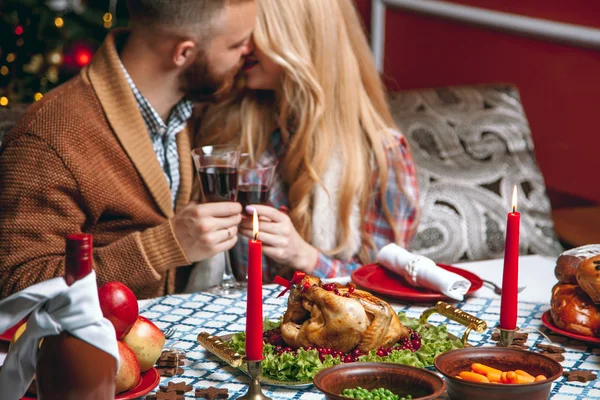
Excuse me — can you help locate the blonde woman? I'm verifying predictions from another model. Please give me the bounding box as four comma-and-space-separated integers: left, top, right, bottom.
198, 0, 420, 280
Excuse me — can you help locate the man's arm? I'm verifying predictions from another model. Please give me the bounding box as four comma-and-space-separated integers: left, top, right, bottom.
0, 133, 189, 298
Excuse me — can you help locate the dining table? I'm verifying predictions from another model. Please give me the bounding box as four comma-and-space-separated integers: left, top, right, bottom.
1, 255, 598, 399
134, 254, 599, 400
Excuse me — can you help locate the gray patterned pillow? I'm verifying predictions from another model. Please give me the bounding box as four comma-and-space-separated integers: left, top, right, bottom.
389, 84, 563, 263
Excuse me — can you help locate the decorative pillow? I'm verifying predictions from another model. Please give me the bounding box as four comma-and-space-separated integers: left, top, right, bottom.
389, 84, 563, 263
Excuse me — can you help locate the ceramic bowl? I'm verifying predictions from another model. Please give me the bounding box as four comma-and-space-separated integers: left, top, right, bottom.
313, 362, 446, 400
434, 347, 563, 400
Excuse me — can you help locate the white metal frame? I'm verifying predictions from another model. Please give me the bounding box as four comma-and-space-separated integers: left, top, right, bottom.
371, 0, 600, 71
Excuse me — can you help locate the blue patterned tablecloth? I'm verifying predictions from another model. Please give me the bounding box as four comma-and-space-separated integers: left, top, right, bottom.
140, 286, 599, 400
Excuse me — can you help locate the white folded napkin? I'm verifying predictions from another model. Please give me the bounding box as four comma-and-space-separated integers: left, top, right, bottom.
0, 271, 119, 400
377, 244, 471, 301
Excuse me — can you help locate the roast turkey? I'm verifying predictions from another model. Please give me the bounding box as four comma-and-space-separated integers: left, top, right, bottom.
280, 276, 409, 353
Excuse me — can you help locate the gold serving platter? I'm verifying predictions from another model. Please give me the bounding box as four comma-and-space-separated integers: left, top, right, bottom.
197, 301, 487, 388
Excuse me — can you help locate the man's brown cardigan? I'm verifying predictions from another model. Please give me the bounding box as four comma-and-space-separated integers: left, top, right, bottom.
0, 31, 196, 299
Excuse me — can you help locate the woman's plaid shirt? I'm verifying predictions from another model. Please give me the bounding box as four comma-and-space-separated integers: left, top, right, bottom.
231, 129, 419, 281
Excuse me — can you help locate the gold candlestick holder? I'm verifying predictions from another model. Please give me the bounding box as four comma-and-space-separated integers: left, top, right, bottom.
496, 326, 520, 347
239, 360, 272, 400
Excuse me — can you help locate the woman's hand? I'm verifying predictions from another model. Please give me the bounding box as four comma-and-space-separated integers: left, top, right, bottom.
239, 205, 318, 273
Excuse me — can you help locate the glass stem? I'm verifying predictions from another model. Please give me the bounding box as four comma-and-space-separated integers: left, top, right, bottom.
222, 250, 235, 283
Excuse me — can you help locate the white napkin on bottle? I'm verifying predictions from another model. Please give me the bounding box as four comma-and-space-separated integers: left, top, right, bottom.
377, 244, 471, 301
0, 271, 119, 400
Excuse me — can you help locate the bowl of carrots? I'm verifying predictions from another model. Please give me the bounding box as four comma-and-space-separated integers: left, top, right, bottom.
433, 347, 563, 400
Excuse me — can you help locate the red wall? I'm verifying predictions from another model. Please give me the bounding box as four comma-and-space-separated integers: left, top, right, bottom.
355, 0, 600, 206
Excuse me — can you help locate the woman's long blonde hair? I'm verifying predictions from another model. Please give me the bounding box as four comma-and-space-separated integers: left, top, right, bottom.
199, 0, 417, 261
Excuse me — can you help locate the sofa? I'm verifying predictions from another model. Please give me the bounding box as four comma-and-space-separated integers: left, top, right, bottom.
390, 84, 563, 263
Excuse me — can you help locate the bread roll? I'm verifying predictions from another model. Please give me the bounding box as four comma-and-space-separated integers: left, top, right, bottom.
577, 255, 600, 304
555, 244, 600, 284
550, 283, 600, 337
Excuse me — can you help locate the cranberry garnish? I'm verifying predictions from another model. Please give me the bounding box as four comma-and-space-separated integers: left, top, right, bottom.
411, 338, 422, 351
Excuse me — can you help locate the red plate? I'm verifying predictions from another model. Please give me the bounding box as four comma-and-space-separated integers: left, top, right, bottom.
0, 319, 26, 342
541, 310, 600, 345
19, 367, 161, 400
351, 263, 483, 301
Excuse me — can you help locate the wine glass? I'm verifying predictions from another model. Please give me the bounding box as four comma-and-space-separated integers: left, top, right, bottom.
230, 154, 277, 282
191, 145, 244, 294
238, 154, 277, 213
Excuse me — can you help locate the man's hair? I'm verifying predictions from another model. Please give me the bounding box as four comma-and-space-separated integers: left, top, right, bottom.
126, 0, 248, 35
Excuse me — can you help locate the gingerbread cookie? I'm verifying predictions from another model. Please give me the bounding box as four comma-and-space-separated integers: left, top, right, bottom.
157, 359, 185, 367
159, 350, 187, 362
195, 386, 229, 400
563, 370, 597, 382
536, 343, 566, 353
160, 381, 193, 394
159, 367, 185, 377
146, 392, 185, 400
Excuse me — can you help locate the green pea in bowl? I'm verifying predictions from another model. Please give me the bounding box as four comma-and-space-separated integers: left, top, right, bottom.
313, 362, 446, 400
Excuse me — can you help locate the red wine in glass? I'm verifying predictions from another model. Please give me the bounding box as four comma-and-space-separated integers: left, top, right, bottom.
238, 183, 270, 212
199, 166, 238, 202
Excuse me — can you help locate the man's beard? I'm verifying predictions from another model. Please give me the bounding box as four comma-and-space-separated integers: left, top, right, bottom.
181, 51, 243, 103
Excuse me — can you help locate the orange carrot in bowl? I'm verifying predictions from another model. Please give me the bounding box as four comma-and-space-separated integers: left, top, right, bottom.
506, 371, 519, 384
456, 365, 543, 385
515, 370, 534, 379
472, 363, 502, 376
515, 373, 535, 384
459, 371, 491, 383
487, 371, 502, 383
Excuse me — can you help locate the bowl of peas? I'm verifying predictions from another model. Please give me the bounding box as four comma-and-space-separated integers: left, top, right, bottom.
313, 362, 446, 400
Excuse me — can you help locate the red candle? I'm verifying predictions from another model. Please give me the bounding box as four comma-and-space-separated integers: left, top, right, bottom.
500, 186, 521, 330
246, 210, 263, 361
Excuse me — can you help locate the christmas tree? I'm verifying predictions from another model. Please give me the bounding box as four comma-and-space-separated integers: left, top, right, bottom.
0, 0, 129, 106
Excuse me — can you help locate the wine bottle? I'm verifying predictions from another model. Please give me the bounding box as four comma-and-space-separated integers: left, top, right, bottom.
36, 234, 117, 400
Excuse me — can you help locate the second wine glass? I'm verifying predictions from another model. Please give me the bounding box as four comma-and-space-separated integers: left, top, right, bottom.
230, 154, 277, 282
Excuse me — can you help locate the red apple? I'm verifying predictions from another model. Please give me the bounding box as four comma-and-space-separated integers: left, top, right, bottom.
121, 316, 165, 372
98, 282, 139, 339
115, 340, 140, 394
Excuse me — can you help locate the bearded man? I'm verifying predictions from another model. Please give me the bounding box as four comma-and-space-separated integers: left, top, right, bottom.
0, 0, 257, 298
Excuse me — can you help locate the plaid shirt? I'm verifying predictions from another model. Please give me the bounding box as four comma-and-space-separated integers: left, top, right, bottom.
232, 129, 419, 280
118, 60, 193, 207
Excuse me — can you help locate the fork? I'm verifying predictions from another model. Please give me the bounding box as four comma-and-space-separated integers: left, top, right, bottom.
163, 327, 177, 339
482, 279, 526, 295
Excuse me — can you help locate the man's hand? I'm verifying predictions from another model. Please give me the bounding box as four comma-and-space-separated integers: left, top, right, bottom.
239, 205, 318, 273
172, 202, 242, 262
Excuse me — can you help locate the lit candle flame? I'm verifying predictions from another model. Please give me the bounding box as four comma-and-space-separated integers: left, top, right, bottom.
512, 185, 518, 213
253, 209, 259, 240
